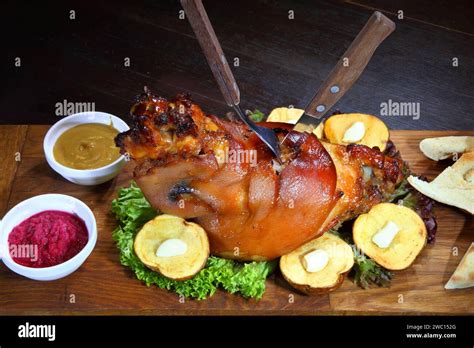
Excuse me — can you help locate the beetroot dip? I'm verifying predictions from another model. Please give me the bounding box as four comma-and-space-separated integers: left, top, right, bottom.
8, 210, 88, 268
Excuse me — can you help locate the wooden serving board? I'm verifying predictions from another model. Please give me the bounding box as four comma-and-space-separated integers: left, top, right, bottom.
0, 126, 473, 315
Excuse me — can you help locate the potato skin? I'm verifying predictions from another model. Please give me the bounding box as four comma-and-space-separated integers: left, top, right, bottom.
145, 255, 208, 281
280, 265, 349, 295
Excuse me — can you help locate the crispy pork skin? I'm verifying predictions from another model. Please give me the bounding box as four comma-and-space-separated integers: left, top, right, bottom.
116, 92, 405, 260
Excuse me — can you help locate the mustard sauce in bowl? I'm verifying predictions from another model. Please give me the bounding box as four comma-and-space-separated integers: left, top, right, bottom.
53, 123, 120, 170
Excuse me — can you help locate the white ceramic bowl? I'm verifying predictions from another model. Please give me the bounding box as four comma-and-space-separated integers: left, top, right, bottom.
0, 194, 97, 281
44, 111, 129, 186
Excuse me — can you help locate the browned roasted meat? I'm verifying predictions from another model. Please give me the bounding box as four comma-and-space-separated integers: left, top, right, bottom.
116, 92, 405, 261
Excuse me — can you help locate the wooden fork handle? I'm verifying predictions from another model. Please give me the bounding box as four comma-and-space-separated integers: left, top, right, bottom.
305, 11, 396, 119
181, 0, 240, 106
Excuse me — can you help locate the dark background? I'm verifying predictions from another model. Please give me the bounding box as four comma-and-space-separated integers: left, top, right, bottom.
1, 0, 473, 129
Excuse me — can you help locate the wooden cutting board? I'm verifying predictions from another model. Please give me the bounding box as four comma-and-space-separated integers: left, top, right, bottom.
0, 125, 472, 315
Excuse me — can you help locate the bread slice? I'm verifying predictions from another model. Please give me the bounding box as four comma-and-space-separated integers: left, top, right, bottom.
407, 152, 474, 214
445, 243, 474, 289
419, 136, 474, 161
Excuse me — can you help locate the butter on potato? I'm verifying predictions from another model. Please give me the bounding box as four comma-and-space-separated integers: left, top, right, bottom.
324, 113, 390, 151
280, 233, 354, 294
134, 214, 209, 280
353, 203, 427, 270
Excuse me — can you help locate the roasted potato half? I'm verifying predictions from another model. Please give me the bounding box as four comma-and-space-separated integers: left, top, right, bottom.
324, 113, 389, 151
353, 203, 427, 270
266, 107, 324, 139
280, 233, 354, 295
134, 214, 210, 280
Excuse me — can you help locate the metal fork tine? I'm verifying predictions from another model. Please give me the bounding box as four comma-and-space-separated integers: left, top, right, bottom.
181, 0, 281, 161
214, 67, 282, 160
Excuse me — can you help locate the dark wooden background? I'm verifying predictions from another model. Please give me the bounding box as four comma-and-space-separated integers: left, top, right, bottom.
1, 0, 473, 130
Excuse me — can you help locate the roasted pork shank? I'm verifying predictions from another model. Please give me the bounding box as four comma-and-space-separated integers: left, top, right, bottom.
116, 92, 405, 261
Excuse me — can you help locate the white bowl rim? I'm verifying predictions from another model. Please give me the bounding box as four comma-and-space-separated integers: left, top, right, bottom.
43, 111, 129, 175
0, 194, 97, 274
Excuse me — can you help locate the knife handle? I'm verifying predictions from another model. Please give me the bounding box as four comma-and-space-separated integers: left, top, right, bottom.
305, 11, 395, 119
181, 0, 240, 106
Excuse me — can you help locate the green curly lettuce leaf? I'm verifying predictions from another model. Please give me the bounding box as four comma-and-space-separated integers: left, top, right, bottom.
247, 109, 265, 122
326, 143, 436, 289
352, 247, 392, 289
111, 182, 276, 300
328, 226, 392, 289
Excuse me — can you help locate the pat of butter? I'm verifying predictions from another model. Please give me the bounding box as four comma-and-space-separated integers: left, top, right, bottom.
303, 249, 329, 273
156, 238, 188, 257
372, 221, 400, 249
342, 121, 365, 143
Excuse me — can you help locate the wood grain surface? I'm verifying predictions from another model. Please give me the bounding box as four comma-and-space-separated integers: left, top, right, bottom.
0, 126, 472, 315
2, 0, 473, 131
0, 126, 28, 216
